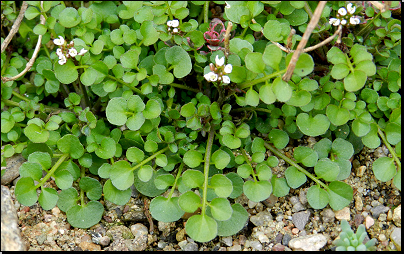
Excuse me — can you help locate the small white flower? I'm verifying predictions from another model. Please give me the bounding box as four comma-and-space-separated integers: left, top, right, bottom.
329, 18, 340, 26
173, 28, 178, 33
56, 48, 63, 57
167, 20, 173, 27
78, 48, 88, 56
347, 3, 356, 14
222, 75, 231, 84
204, 71, 218, 82
68, 48, 78, 57
338, 7, 347, 16
171, 19, 179, 28
53, 36, 65, 46
350, 17, 360, 25
341, 19, 347, 25
215, 55, 225, 66
225, 1, 231, 9
58, 54, 67, 65
224, 64, 232, 74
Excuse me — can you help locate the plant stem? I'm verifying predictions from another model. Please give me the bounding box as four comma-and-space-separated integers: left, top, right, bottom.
238, 69, 287, 89
107, 74, 143, 95
204, 1, 209, 24
168, 83, 200, 93
80, 165, 86, 206
131, 146, 170, 171
36, 153, 69, 188
263, 141, 328, 189
357, 12, 382, 37
231, 107, 272, 114
168, 162, 184, 199
201, 125, 215, 216
377, 127, 401, 169
241, 148, 258, 181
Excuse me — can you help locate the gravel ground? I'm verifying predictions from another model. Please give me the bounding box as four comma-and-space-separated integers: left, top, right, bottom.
3, 138, 401, 251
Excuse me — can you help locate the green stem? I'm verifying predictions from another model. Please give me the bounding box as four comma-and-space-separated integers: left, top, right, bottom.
241, 148, 257, 181
357, 12, 382, 37
168, 162, 185, 199
204, 1, 209, 24
240, 26, 249, 38
75, 65, 89, 69
377, 127, 401, 168
238, 69, 287, 89
80, 166, 86, 206
108, 75, 142, 95
12, 90, 30, 102
36, 153, 69, 188
42, 44, 51, 59
231, 107, 272, 114
201, 125, 215, 216
168, 83, 200, 93
345, 53, 355, 73
263, 141, 328, 189
131, 146, 170, 171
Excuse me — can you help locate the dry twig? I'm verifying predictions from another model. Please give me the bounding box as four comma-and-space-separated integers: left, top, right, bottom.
1, 1, 45, 83
1, 1, 28, 53
282, 1, 327, 82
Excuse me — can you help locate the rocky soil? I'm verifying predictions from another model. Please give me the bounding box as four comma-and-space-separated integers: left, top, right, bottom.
1, 138, 401, 251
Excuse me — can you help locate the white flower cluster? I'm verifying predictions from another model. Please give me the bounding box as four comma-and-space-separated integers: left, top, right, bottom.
167, 19, 180, 34
53, 36, 87, 65
329, 3, 361, 26
204, 55, 232, 84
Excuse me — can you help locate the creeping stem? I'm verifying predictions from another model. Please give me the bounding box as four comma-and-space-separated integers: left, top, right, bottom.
377, 127, 401, 169
131, 146, 170, 171
168, 162, 185, 199
35, 153, 69, 189
263, 141, 329, 189
201, 125, 215, 216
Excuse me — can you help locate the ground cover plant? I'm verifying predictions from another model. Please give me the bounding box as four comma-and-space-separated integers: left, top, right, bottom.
1, 1, 401, 243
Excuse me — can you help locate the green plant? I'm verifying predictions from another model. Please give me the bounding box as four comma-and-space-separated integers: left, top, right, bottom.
1, 1, 401, 243
333, 220, 377, 251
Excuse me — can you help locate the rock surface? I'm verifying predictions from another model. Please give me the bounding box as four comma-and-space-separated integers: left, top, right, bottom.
1, 185, 25, 251
288, 234, 328, 251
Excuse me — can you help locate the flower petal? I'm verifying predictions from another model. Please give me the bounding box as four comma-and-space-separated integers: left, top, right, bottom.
215, 55, 225, 66
338, 7, 347, 16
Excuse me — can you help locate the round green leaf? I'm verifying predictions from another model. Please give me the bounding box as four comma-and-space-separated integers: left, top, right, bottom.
138, 165, 154, 182
106, 97, 128, 126
331, 64, 350, 80
331, 138, 354, 160
15, 177, 38, 206
245, 87, 260, 106
150, 196, 184, 222
54, 59, 78, 84
109, 160, 134, 190
59, 7, 81, 28
38, 187, 58, 210
307, 184, 329, 209
237, 164, 252, 179
211, 149, 230, 170
79, 177, 102, 200
165, 46, 192, 78
385, 122, 401, 145
154, 174, 175, 190
143, 99, 162, 119
296, 113, 330, 137
256, 163, 272, 181
268, 129, 289, 149
185, 214, 217, 243
327, 181, 353, 211
155, 154, 168, 167
178, 191, 201, 213
24, 123, 49, 143
183, 150, 203, 168
140, 20, 159, 46
293, 146, 318, 167
216, 203, 248, 237
210, 174, 233, 198
272, 77, 292, 102
314, 158, 340, 182
263, 20, 283, 41
95, 137, 116, 159
285, 166, 307, 189
287, 90, 311, 107
103, 179, 132, 205
372, 157, 396, 182
271, 177, 290, 197
326, 104, 350, 126
28, 151, 52, 171
126, 113, 145, 131
243, 180, 272, 202
57, 134, 84, 159
263, 44, 283, 70
57, 187, 79, 212
54, 170, 73, 190
181, 169, 204, 188
209, 198, 232, 221
120, 48, 141, 69
259, 83, 276, 105
66, 201, 103, 228
245, 52, 265, 74
285, 53, 314, 77
344, 70, 367, 92
19, 162, 43, 181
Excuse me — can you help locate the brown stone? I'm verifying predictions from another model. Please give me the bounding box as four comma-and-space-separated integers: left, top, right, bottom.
79, 241, 102, 251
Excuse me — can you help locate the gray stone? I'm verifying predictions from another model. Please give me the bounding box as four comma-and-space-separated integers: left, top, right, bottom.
250, 240, 262, 251
321, 208, 335, 223
289, 196, 300, 205
227, 244, 241, 251
1, 185, 26, 251
288, 234, 328, 251
282, 234, 292, 246
292, 211, 310, 231
106, 225, 133, 241
262, 194, 278, 208
370, 205, 389, 219
183, 242, 198, 251
99, 236, 111, 246
299, 189, 308, 205
221, 236, 233, 247
250, 210, 273, 227
1, 153, 25, 185
292, 202, 305, 212
390, 227, 401, 251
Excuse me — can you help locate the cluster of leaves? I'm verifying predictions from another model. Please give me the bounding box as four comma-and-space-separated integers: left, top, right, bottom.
333, 220, 376, 251
1, 1, 401, 243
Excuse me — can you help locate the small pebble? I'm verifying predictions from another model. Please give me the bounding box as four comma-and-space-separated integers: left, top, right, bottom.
275, 233, 283, 244
248, 200, 257, 208
99, 236, 110, 247
221, 236, 233, 247
272, 244, 285, 251
290, 196, 300, 205
335, 207, 350, 221
258, 234, 269, 243
292, 211, 310, 230
183, 242, 198, 251
250, 240, 262, 251
238, 235, 246, 246
390, 227, 401, 251
292, 228, 299, 235
282, 234, 292, 246
387, 210, 393, 221
370, 205, 389, 219
379, 234, 387, 241
250, 210, 273, 227
356, 166, 366, 177
227, 244, 241, 251
354, 214, 364, 227
371, 200, 381, 207
379, 214, 387, 221
392, 205, 401, 227
354, 195, 363, 211
321, 209, 335, 223
365, 216, 375, 229
288, 234, 328, 251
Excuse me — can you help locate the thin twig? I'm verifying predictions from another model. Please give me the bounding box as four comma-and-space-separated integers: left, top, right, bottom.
1, 1, 28, 53
224, 21, 233, 58
282, 1, 327, 82
1, 1, 45, 83
303, 25, 342, 52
